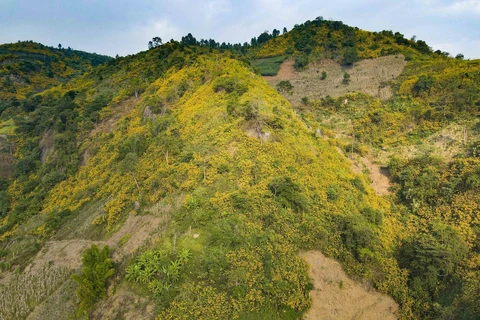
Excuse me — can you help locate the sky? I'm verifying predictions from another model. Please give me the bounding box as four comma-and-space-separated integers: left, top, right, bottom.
0, 0, 479, 58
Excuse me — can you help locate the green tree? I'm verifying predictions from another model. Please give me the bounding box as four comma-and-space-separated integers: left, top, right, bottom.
276, 80, 294, 94
400, 223, 468, 294
71, 245, 115, 316
343, 47, 358, 66
343, 72, 350, 84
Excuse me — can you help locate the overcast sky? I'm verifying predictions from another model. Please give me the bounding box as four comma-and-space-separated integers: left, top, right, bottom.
1, 0, 479, 58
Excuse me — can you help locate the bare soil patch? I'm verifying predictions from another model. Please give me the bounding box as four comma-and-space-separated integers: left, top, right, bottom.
26, 213, 169, 272
336, 147, 391, 196
301, 251, 398, 320
91, 286, 156, 320
265, 55, 406, 105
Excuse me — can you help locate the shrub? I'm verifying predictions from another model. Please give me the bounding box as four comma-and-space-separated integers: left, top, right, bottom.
268, 176, 309, 212
213, 77, 248, 95
413, 75, 434, 95
71, 245, 115, 316
276, 80, 294, 94
342, 72, 351, 84
294, 54, 309, 70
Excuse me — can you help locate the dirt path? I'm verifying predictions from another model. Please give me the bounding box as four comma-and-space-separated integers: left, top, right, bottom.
336, 147, 391, 196
360, 157, 391, 196
301, 251, 398, 320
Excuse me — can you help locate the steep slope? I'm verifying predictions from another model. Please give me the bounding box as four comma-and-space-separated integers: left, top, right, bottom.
1, 46, 413, 319
0, 18, 479, 320
254, 21, 480, 320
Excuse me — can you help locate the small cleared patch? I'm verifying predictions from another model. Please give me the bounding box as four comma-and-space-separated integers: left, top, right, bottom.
301, 251, 398, 320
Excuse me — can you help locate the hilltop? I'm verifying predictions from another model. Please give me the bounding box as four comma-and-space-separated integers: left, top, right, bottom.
0, 19, 479, 320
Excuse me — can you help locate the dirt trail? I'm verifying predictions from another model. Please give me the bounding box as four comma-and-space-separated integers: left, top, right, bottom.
25, 213, 168, 272
301, 251, 398, 320
359, 157, 391, 196
336, 147, 391, 196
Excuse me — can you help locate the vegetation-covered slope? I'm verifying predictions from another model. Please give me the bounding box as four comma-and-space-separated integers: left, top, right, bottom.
0, 18, 479, 320
0, 41, 111, 107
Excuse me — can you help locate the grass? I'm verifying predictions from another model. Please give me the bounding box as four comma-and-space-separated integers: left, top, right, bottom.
0, 265, 71, 319
250, 55, 288, 76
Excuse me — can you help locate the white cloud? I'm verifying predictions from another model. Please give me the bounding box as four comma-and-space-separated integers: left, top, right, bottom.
437, 0, 480, 15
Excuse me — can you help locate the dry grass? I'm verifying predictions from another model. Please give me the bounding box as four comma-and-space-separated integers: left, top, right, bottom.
265, 55, 406, 105
0, 266, 70, 320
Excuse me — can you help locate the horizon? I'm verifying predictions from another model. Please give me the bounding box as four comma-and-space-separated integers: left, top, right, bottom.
0, 0, 479, 59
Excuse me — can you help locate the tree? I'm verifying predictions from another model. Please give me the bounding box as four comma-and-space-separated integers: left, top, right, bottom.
413, 75, 435, 95
148, 37, 163, 49
276, 80, 294, 94
58, 43, 62, 50
272, 29, 280, 37
400, 223, 468, 294
283, 27, 287, 34
71, 245, 115, 316
455, 53, 464, 60
181, 33, 198, 46
343, 47, 358, 66
343, 72, 350, 84
257, 32, 271, 44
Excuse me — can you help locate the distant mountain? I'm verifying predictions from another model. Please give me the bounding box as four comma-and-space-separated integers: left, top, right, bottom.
0, 41, 111, 107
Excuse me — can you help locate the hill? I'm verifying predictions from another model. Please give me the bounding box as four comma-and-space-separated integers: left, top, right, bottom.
0, 19, 479, 320
0, 41, 111, 106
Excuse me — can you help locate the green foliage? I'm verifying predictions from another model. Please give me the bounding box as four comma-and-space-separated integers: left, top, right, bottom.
293, 54, 309, 70
276, 80, 294, 94
268, 176, 309, 212
126, 247, 191, 297
343, 47, 359, 65
250, 55, 288, 76
413, 75, 435, 95
342, 72, 351, 84
213, 76, 248, 95
320, 71, 327, 80
71, 245, 115, 316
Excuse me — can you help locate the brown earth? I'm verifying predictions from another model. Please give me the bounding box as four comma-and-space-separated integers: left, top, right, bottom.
91, 286, 156, 320
265, 55, 406, 105
336, 147, 391, 196
25, 212, 170, 272
301, 251, 398, 320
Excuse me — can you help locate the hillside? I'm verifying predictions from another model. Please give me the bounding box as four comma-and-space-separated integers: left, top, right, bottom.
0, 41, 111, 105
0, 19, 479, 320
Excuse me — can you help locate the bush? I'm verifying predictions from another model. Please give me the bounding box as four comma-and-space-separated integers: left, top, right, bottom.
320, 71, 327, 80
213, 77, 248, 95
276, 80, 294, 94
71, 245, 115, 316
342, 72, 350, 84
413, 75, 434, 95
268, 176, 309, 212
294, 54, 309, 70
